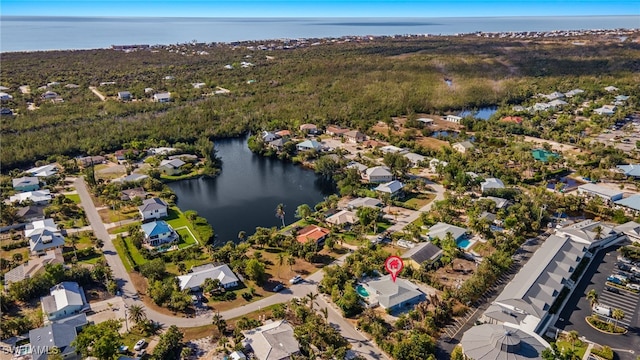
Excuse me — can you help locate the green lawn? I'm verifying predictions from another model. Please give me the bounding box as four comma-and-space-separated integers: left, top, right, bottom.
166, 257, 212, 275
556, 340, 587, 359
65, 194, 81, 204
113, 237, 134, 272
338, 232, 362, 246
123, 237, 147, 267
160, 171, 201, 182
176, 228, 198, 249
402, 192, 435, 209
78, 253, 105, 265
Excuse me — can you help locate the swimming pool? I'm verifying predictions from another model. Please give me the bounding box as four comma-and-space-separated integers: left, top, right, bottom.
456, 239, 471, 249
356, 285, 370, 297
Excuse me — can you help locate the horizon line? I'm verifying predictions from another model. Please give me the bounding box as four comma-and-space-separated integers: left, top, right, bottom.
2, 14, 639, 19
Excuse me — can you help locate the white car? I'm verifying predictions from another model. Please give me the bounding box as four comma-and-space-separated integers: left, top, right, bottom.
289, 275, 303, 284
134, 339, 146, 351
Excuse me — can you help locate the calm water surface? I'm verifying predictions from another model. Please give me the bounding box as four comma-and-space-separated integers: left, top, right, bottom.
169, 136, 334, 245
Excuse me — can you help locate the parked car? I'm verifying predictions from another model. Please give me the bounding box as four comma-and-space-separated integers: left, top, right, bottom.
593, 305, 612, 317
605, 286, 620, 294
627, 283, 640, 291
273, 283, 285, 292
289, 275, 303, 284
607, 276, 624, 285
137, 349, 147, 357
134, 339, 146, 351
617, 263, 632, 271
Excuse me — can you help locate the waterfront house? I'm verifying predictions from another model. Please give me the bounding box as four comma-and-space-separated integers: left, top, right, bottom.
261, 131, 278, 142
141, 220, 178, 246
121, 187, 148, 201
138, 197, 168, 221
269, 138, 286, 151
10, 189, 53, 205
346, 197, 382, 210
41, 282, 88, 322
346, 161, 368, 174
26, 218, 65, 255
177, 263, 239, 291
12, 176, 40, 192
402, 242, 443, 268
344, 130, 366, 143
299, 123, 318, 134
27, 164, 58, 177
480, 178, 505, 193
153, 92, 171, 103
275, 130, 291, 138
363, 166, 393, 183
445, 115, 463, 123
452, 141, 474, 154
117, 91, 132, 100
242, 320, 301, 360
159, 158, 186, 175
361, 275, 426, 312
325, 210, 358, 228
296, 140, 322, 152
577, 183, 623, 203
295, 225, 330, 246
374, 180, 404, 197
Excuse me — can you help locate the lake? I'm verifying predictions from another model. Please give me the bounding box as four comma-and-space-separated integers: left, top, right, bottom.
459, 106, 498, 120
169, 136, 334, 245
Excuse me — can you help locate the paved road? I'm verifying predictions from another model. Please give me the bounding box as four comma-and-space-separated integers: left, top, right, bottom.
75, 177, 387, 358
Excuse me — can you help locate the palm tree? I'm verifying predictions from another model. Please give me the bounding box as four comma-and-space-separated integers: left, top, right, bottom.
275, 203, 286, 228
593, 225, 603, 240
612, 308, 624, 330
127, 304, 147, 325
180, 347, 192, 360
586, 289, 598, 309
305, 292, 319, 310
287, 254, 296, 271
567, 330, 580, 351
212, 312, 227, 335
238, 231, 246, 242
276, 253, 285, 277
321, 307, 328, 320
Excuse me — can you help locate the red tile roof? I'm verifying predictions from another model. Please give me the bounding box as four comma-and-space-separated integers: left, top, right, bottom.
500, 116, 523, 124
296, 225, 330, 244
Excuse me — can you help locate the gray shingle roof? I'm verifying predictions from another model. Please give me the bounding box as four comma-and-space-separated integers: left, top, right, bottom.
12, 176, 39, 188
402, 242, 443, 264
138, 197, 167, 213
243, 320, 300, 360
461, 324, 548, 360
427, 222, 468, 241
366, 275, 424, 309
177, 263, 239, 291
29, 318, 84, 360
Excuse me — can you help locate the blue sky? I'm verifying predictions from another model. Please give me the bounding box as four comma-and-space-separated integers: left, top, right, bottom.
2, 0, 639, 17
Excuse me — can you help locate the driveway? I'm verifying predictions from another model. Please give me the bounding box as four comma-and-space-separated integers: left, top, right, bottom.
386, 181, 445, 233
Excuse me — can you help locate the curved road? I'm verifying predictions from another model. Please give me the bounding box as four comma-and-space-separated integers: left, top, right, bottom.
74, 177, 388, 359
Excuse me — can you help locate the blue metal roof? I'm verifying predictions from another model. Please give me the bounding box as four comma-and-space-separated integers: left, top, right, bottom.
141, 220, 172, 237
618, 164, 640, 177
615, 194, 640, 211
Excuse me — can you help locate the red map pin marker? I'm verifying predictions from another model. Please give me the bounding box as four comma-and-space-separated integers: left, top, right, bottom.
385, 255, 404, 282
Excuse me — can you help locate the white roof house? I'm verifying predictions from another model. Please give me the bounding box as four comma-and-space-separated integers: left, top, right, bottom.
25, 218, 65, 254
346, 161, 368, 173
27, 164, 58, 177
374, 180, 404, 195
445, 115, 463, 123
544, 91, 565, 100
242, 320, 301, 360
153, 92, 171, 102
564, 89, 584, 98
380, 145, 404, 154
9, 189, 53, 204
481, 178, 505, 193
453, 141, 474, 154
296, 140, 322, 152
346, 197, 382, 210
12, 176, 40, 191
594, 105, 616, 115
429, 158, 448, 172
577, 183, 623, 202
325, 210, 358, 227
361, 275, 426, 311
403, 152, 426, 166
548, 99, 567, 107
41, 282, 88, 322
427, 222, 468, 242
363, 166, 393, 183
604, 86, 619, 92
177, 263, 240, 291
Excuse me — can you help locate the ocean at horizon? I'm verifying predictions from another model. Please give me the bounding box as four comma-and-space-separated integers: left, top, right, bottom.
1, 15, 638, 52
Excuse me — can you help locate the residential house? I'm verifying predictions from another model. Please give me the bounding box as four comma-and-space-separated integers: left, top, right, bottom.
153, 92, 171, 102
229, 351, 247, 360
261, 131, 278, 142
325, 210, 358, 228
9, 189, 53, 205
604, 86, 619, 92
17, 205, 46, 222
614, 95, 630, 102
594, 104, 616, 115
325, 125, 349, 136
564, 89, 584, 98
479, 211, 498, 225
0, 108, 13, 116
121, 187, 148, 201
29, 314, 88, 360
41, 91, 59, 100
114, 173, 149, 183
617, 164, 640, 178
4, 248, 63, 286
544, 91, 565, 101
117, 91, 132, 100
295, 225, 330, 246
41, 282, 88, 322
577, 183, 623, 202
380, 145, 404, 154
296, 140, 322, 152
360, 275, 426, 312
27, 164, 58, 177
144, 87, 154, 94
346, 197, 382, 210
460, 324, 548, 360
242, 320, 301, 360
26, 219, 65, 255
615, 195, 640, 215
429, 158, 448, 172
275, 130, 291, 138
417, 118, 434, 125
531, 103, 552, 112
452, 141, 474, 154
269, 138, 286, 151
403, 153, 426, 167
12, 176, 40, 192
374, 180, 404, 197
299, 123, 318, 134
141, 220, 178, 246
363, 166, 393, 183
192, 82, 207, 89
344, 130, 366, 144
480, 196, 511, 210
346, 161, 368, 174
177, 263, 240, 291
500, 116, 523, 124
77, 155, 106, 167
481, 178, 505, 193
427, 222, 468, 242
548, 99, 567, 107
445, 115, 463, 123
402, 242, 443, 268
138, 197, 168, 221
148, 147, 178, 155
159, 158, 186, 175
0, 92, 13, 101
115, 149, 138, 163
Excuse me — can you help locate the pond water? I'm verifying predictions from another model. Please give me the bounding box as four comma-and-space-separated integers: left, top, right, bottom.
459, 106, 498, 120
169, 136, 335, 245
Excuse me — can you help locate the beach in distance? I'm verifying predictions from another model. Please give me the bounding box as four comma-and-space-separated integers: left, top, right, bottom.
1, 15, 638, 52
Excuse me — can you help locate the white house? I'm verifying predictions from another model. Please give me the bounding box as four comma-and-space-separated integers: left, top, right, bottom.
12, 176, 40, 192
242, 320, 301, 360
604, 86, 619, 92
41, 282, 88, 322
261, 131, 278, 142
9, 189, 52, 205
325, 210, 358, 227
481, 178, 505, 193
577, 183, 623, 202
564, 89, 584, 98
380, 145, 404, 154
296, 140, 322, 152
363, 166, 393, 183
27, 164, 58, 177
374, 180, 404, 196
177, 263, 240, 291
429, 158, 448, 173
159, 158, 186, 175
138, 197, 168, 221
445, 115, 463, 123
594, 105, 616, 115
141, 220, 178, 247
452, 141, 474, 154
403, 153, 426, 167
26, 218, 65, 255
153, 92, 171, 103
